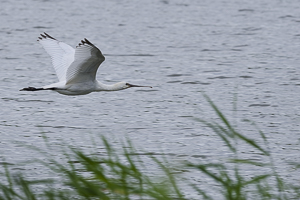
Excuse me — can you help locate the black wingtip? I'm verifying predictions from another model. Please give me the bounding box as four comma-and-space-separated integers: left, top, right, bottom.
77, 38, 95, 48
44, 32, 56, 40
84, 38, 94, 46
39, 32, 56, 40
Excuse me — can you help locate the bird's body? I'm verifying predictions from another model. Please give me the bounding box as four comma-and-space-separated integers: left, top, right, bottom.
21, 33, 151, 95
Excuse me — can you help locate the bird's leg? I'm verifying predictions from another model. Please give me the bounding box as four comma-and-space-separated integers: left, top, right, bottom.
20, 87, 56, 91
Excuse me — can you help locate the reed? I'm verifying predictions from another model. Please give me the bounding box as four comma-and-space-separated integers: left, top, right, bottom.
0, 95, 299, 199
188, 94, 298, 200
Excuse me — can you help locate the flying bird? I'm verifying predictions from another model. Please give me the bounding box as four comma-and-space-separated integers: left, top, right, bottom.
20, 33, 151, 95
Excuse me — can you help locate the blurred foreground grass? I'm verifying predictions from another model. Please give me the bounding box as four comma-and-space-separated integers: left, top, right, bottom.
0, 95, 299, 199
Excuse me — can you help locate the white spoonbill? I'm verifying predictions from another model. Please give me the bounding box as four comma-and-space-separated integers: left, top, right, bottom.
20, 33, 151, 95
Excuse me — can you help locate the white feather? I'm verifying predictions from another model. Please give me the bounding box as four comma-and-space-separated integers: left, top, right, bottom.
66, 39, 105, 84
38, 33, 75, 81
20, 33, 151, 96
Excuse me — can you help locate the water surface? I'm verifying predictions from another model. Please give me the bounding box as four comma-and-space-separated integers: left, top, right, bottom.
0, 0, 300, 198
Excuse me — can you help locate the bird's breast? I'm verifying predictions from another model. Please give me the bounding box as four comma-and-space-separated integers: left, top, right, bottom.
59, 82, 96, 95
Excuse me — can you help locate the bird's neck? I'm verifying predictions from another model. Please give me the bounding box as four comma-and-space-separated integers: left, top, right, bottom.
96, 81, 124, 91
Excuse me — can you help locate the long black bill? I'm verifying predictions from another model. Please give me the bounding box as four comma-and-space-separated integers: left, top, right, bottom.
126, 83, 152, 88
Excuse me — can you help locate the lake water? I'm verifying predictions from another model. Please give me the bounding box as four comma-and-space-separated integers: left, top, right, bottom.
1, 0, 300, 198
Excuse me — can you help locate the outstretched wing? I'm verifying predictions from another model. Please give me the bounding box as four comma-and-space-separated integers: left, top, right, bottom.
66, 38, 105, 84
38, 33, 75, 82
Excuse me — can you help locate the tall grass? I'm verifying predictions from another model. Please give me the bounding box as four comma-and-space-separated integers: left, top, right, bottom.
189, 94, 296, 200
0, 136, 185, 200
0, 95, 299, 199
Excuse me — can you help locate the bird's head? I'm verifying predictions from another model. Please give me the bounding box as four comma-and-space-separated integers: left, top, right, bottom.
115, 82, 152, 90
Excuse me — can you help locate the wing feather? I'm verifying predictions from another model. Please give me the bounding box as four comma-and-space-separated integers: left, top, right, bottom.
38, 33, 75, 81
66, 38, 105, 84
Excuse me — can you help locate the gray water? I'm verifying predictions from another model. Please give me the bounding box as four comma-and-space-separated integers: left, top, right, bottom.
1, 0, 300, 198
